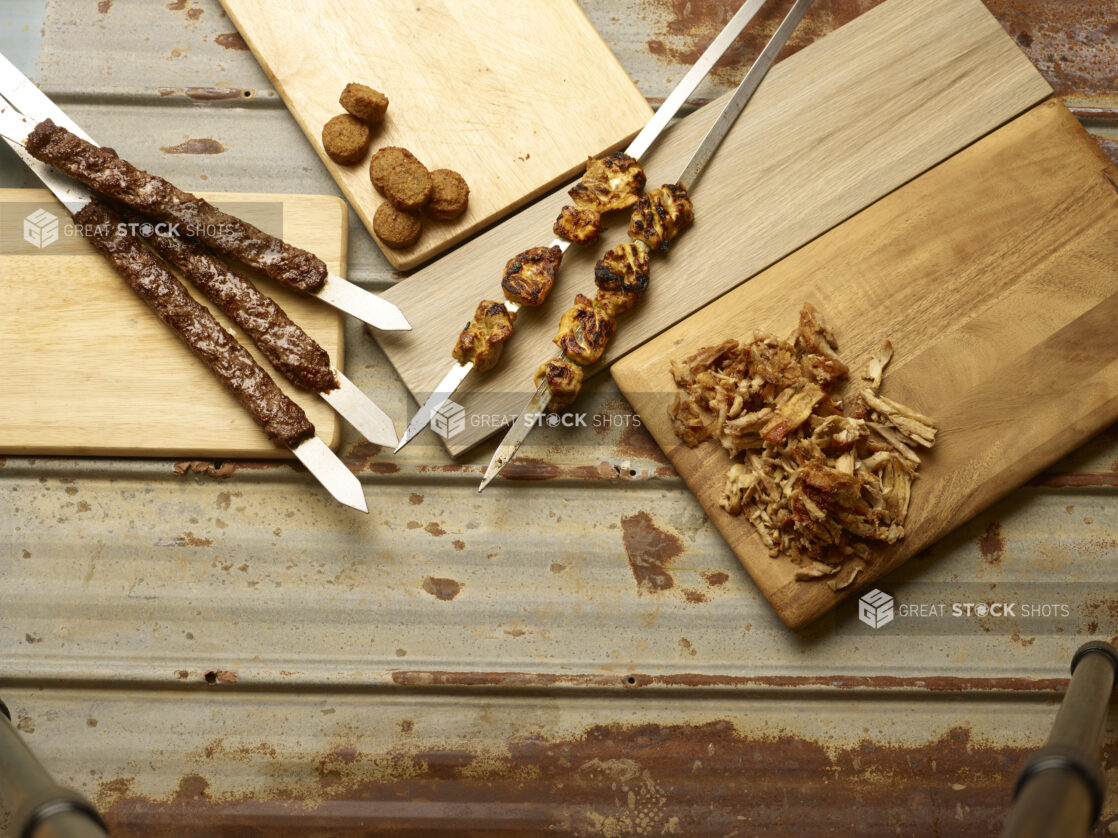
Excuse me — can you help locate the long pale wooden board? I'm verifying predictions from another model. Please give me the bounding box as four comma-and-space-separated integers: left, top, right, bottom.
0, 190, 347, 458
219, 0, 653, 271
612, 101, 1118, 629
374, 0, 1051, 457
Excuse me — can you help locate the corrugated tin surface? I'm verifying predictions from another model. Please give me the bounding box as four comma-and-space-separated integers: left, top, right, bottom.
1, 0, 1116, 835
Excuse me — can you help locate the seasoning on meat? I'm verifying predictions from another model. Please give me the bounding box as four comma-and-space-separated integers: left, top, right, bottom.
133, 211, 338, 393
534, 358, 584, 411
593, 240, 650, 317
76, 199, 314, 447
628, 183, 694, 252
26, 120, 327, 293
501, 245, 563, 307
568, 152, 646, 212
668, 304, 937, 584
452, 300, 516, 372
553, 205, 603, 246
554, 293, 616, 366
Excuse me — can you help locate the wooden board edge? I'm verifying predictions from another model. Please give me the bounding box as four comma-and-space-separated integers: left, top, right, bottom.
610, 100, 1118, 629
0, 189, 349, 457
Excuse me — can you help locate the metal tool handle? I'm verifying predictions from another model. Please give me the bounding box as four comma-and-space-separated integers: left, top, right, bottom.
1000, 641, 1118, 838
0, 698, 109, 838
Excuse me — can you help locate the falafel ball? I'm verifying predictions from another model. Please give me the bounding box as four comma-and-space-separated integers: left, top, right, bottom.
382, 155, 433, 212
321, 114, 370, 165
426, 169, 470, 220
373, 201, 422, 249
369, 146, 416, 195
339, 83, 389, 124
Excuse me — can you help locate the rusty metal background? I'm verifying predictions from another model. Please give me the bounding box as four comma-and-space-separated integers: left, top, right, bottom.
1, 0, 1116, 835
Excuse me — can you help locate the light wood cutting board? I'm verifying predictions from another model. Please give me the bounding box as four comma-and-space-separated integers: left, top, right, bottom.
218, 0, 653, 271
0, 190, 347, 458
373, 0, 1051, 456
611, 101, 1118, 629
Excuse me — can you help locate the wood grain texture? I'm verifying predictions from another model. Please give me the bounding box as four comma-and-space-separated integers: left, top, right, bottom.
375, 0, 1051, 457
611, 101, 1118, 628
0, 189, 347, 458
218, 0, 653, 271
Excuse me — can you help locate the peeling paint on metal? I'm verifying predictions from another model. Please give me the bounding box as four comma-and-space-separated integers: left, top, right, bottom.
160, 138, 225, 155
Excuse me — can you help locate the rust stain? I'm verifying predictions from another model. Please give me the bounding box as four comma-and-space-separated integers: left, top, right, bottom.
617, 420, 669, 464
161, 138, 225, 155
181, 531, 213, 547
175, 670, 189, 679
620, 511, 685, 594
185, 7, 202, 20
24, 633, 42, 643
1030, 471, 1118, 488
214, 32, 249, 50
165, 0, 187, 9
173, 459, 288, 478
203, 670, 237, 685
421, 576, 461, 601
982, 0, 1118, 112
550, 562, 565, 573
97, 0, 112, 13
389, 670, 1071, 693
452, 539, 466, 551
398, 719, 414, 734
408, 492, 423, 505
701, 570, 730, 586
979, 522, 1005, 565
647, 0, 888, 90
683, 588, 708, 603
94, 721, 1106, 837
424, 522, 446, 537
344, 441, 399, 474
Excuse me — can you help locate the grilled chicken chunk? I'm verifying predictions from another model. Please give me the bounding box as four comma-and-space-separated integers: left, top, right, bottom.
553, 205, 603, 245
594, 241, 650, 297
569, 152, 646, 213
554, 294, 617, 366
534, 358, 585, 411
452, 300, 517, 372
501, 245, 563, 307
628, 183, 694, 252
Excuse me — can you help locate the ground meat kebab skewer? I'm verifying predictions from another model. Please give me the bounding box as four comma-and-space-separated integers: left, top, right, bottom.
26, 119, 327, 293
129, 210, 339, 394
75, 199, 315, 447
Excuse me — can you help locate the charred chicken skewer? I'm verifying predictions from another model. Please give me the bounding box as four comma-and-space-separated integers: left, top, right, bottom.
394, 0, 773, 453
480, 0, 816, 490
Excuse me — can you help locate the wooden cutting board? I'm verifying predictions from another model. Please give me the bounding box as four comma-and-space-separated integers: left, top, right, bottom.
373, 0, 1051, 457
218, 0, 653, 271
0, 190, 346, 458
611, 101, 1118, 629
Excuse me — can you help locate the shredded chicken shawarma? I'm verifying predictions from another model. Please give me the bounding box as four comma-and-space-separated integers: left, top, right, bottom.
668, 304, 937, 588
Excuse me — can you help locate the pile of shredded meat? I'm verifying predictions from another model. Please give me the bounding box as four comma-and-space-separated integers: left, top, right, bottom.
668, 303, 937, 590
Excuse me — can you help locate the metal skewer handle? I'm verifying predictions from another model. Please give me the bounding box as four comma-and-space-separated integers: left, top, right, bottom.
1001, 640, 1118, 838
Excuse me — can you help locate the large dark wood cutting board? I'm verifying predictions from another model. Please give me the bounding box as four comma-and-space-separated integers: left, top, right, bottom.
611, 101, 1118, 629
373, 0, 1051, 456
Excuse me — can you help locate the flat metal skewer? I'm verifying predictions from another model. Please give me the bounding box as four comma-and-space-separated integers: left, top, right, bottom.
479, 0, 816, 492
394, 0, 772, 453
0, 50, 408, 332
0, 96, 370, 511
